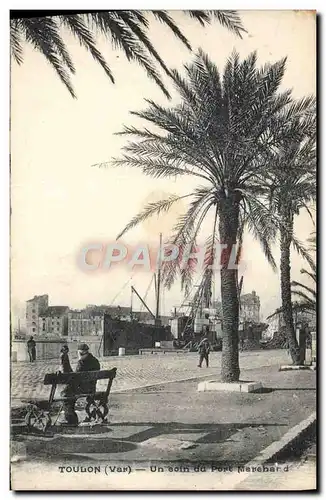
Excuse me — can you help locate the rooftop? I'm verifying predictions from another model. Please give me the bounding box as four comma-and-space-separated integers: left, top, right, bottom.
26, 294, 48, 303
39, 306, 69, 317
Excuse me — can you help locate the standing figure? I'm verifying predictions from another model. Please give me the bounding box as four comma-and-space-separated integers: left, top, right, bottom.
59, 344, 73, 373
27, 336, 36, 362
198, 337, 210, 368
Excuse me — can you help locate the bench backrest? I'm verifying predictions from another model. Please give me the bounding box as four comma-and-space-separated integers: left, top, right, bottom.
43, 368, 117, 387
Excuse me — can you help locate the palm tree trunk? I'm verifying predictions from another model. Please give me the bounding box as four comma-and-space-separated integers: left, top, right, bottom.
280, 209, 300, 364
219, 194, 240, 382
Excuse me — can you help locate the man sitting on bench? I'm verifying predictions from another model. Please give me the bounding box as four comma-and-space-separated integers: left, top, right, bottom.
61, 343, 101, 426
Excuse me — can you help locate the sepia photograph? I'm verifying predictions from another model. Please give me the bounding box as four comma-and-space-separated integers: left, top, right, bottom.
9, 8, 317, 491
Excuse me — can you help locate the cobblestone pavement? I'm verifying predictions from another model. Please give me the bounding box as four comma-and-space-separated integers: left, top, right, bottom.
11, 350, 288, 404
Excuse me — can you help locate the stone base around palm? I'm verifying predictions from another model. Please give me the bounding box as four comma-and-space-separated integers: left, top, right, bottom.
197, 380, 263, 393
279, 364, 316, 371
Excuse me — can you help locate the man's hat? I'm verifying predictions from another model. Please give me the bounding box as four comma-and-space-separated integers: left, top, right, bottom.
77, 343, 89, 353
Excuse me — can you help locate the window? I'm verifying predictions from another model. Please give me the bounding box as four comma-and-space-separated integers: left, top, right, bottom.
32, 328, 35, 332
32, 309, 36, 313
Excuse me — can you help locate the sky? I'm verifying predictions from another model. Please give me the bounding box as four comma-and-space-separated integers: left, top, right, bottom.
10, 10, 316, 325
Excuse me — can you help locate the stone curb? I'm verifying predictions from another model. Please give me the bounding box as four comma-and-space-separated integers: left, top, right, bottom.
231, 412, 316, 490
247, 412, 316, 465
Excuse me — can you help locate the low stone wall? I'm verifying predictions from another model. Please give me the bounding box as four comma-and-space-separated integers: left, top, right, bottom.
11, 338, 102, 362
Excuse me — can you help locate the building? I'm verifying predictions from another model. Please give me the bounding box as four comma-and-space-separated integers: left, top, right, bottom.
68, 309, 103, 338
39, 306, 69, 336
26, 294, 49, 336
26, 294, 170, 339
240, 291, 260, 323
213, 292, 260, 324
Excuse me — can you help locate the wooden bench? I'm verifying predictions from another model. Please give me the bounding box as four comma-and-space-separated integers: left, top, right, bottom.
23, 368, 117, 432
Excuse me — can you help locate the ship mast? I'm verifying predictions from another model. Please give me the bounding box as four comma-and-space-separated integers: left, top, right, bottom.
155, 232, 163, 326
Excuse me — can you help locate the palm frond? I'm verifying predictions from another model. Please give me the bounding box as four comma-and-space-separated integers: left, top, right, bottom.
11, 11, 245, 98
300, 268, 316, 282
209, 10, 246, 37
61, 14, 114, 82
291, 281, 316, 298
187, 10, 246, 37
152, 11, 192, 50
267, 298, 316, 320
20, 17, 76, 97
266, 306, 284, 320
291, 236, 315, 269
10, 19, 24, 64
112, 154, 209, 181
291, 290, 316, 307
292, 301, 315, 312
187, 11, 211, 26
118, 11, 172, 76
88, 12, 171, 98
240, 195, 278, 271
116, 193, 192, 240
162, 189, 215, 291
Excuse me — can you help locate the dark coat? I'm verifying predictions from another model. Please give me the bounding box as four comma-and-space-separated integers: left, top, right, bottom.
75, 352, 100, 394
198, 341, 210, 355
27, 339, 36, 351
76, 352, 100, 372
60, 352, 73, 373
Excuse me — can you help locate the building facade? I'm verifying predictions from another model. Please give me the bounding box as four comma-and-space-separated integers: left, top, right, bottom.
240, 291, 260, 323
26, 294, 49, 336
39, 306, 69, 336
68, 310, 103, 337
26, 295, 170, 339
213, 292, 261, 324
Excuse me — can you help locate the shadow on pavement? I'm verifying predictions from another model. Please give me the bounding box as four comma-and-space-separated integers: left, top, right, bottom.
12, 420, 288, 463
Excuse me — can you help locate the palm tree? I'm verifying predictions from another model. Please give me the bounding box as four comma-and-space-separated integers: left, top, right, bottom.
112, 50, 310, 382
267, 231, 316, 346
10, 11, 245, 98
265, 113, 316, 364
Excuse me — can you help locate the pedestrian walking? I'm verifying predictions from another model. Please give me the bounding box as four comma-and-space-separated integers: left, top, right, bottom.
198, 337, 210, 368
27, 336, 36, 362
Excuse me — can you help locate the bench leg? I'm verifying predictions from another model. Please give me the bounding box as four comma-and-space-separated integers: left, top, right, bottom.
25, 404, 51, 433
85, 398, 109, 424
62, 399, 79, 426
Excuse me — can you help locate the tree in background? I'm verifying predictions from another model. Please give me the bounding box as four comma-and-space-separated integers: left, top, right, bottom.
266, 106, 316, 363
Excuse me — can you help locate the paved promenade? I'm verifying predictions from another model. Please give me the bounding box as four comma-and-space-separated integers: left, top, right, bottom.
11, 350, 289, 405
11, 361, 316, 491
